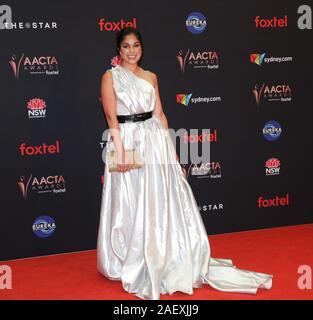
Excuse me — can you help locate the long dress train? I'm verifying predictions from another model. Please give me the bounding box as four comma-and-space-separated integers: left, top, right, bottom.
97, 64, 273, 300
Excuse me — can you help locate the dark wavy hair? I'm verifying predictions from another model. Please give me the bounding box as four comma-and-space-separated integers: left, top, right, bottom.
116, 27, 144, 65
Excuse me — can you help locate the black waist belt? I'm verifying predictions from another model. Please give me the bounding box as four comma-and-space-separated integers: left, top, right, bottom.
117, 111, 153, 123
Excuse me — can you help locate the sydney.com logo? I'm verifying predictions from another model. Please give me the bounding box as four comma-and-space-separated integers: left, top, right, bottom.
176, 93, 221, 106
250, 53, 293, 66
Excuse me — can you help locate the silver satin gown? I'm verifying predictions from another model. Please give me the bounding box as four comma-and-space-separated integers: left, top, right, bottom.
97, 64, 273, 300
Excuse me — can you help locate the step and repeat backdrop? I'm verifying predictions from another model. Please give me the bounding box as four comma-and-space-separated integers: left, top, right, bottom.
0, 1, 312, 260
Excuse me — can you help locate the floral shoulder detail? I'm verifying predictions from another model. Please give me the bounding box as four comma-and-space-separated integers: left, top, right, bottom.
111, 55, 121, 67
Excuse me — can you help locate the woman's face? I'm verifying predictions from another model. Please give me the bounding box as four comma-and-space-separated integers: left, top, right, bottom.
119, 34, 142, 66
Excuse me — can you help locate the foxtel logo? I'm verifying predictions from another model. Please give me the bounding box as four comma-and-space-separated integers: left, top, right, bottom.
254, 6, 312, 30
255, 15, 288, 28
19, 140, 60, 156
257, 193, 289, 208
98, 18, 137, 31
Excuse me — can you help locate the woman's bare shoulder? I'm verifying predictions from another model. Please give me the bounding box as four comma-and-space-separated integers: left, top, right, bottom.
141, 68, 158, 85
142, 67, 157, 77
101, 68, 114, 81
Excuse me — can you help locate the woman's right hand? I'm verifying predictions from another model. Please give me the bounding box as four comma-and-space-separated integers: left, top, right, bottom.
116, 147, 134, 173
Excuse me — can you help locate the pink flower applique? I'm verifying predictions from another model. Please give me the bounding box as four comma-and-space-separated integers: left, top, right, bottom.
111, 55, 121, 66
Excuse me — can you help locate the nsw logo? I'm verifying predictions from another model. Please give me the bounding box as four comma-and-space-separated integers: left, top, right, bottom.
265, 158, 281, 175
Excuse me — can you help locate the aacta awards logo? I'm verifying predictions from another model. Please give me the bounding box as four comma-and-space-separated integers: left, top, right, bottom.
8, 53, 59, 79
252, 83, 291, 106
182, 161, 222, 180
98, 17, 137, 31
18, 174, 66, 200
176, 49, 219, 73
27, 98, 47, 119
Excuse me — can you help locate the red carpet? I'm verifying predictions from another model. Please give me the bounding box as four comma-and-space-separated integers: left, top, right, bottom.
1, 224, 312, 300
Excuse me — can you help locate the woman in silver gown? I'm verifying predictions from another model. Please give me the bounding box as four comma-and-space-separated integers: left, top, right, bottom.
97, 27, 273, 300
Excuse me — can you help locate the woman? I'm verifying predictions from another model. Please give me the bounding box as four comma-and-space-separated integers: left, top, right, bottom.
97, 27, 273, 300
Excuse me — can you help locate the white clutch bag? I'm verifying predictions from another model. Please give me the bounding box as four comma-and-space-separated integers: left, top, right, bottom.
107, 148, 143, 172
